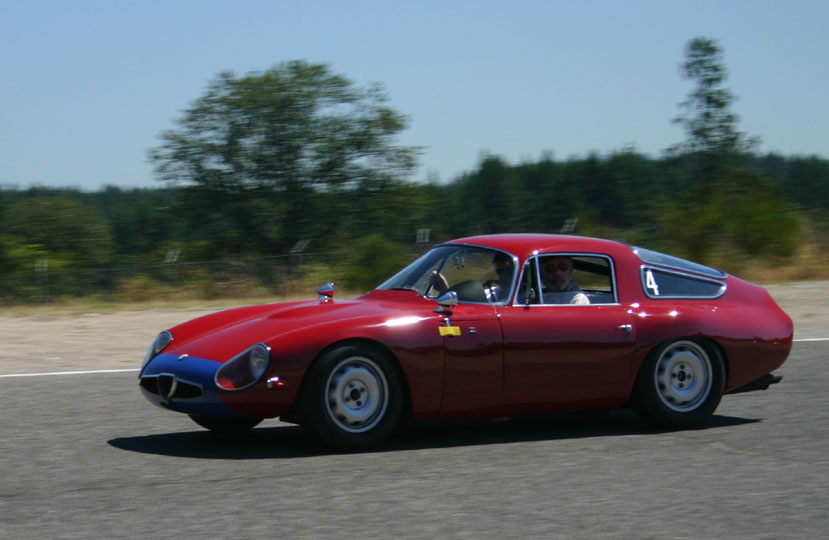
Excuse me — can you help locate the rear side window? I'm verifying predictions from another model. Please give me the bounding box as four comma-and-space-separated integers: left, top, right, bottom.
642, 267, 726, 299
633, 247, 727, 299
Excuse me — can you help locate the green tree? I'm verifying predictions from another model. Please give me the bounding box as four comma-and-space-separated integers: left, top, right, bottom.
149, 61, 420, 254
3, 196, 114, 266
0, 191, 6, 272
511, 156, 569, 232
471, 156, 514, 233
2, 196, 115, 299
342, 234, 408, 291
661, 37, 798, 261
671, 37, 757, 171
724, 170, 799, 257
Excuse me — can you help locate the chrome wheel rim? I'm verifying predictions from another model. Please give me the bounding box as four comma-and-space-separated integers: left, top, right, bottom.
325, 356, 389, 433
654, 341, 713, 413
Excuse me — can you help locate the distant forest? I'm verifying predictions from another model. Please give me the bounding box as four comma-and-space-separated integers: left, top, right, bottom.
2, 44, 828, 303
1, 150, 827, 303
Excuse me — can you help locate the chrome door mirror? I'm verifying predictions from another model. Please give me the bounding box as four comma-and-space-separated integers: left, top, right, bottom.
317, 281, 334, 303
435, 290, 458, 309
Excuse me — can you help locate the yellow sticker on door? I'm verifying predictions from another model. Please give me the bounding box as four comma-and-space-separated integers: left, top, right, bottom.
439, 326, 462, 337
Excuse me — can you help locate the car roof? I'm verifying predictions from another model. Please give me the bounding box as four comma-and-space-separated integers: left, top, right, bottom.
445, 233, 629, 260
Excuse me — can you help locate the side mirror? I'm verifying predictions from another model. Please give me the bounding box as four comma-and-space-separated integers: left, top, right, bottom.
317, 282, 334, 303
434, 290, 458, 311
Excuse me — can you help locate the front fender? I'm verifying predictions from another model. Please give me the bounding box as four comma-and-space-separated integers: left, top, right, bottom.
265, 313, 446, 420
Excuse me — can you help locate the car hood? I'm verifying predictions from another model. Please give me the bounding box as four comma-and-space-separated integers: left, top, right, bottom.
162, 289, 443, 362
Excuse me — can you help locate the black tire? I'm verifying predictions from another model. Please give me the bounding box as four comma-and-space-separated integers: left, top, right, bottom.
300, 344, 403, 450
632, 339, 725, 429
188, 415, 262, 436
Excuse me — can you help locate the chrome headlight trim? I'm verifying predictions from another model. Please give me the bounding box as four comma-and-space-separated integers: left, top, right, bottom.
140, 330, 173, 371
248, 343, 270, 381
215, 343, 271, 392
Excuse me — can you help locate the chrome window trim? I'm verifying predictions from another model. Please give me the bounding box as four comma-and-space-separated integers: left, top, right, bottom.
632, 247, 727, 279
512, 252, 619, 307
640, 265, 727, 300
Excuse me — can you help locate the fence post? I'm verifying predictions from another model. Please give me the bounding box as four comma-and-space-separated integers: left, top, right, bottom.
35, 258, 49, 302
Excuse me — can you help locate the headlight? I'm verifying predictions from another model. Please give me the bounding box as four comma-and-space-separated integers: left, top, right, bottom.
248, 344, 269, 380
215, 343, 271, 391
141, 331, 173, 371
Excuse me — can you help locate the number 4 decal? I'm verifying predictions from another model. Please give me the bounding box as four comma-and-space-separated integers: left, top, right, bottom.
645, 269, 660, 296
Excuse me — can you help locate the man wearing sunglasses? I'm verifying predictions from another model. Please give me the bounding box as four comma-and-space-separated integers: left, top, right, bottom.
541, 256, 590, 305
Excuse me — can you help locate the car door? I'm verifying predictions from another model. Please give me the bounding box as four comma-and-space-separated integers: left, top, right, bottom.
437, 302, 504, 418
499, 254, 635, 407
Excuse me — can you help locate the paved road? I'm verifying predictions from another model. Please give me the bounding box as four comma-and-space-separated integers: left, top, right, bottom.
1, 341, 826, 539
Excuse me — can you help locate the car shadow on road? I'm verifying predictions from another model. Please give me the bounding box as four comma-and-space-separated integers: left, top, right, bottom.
107, 410, 760, 460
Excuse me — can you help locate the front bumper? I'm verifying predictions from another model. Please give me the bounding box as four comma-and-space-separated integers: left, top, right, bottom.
139, 353, 245, 419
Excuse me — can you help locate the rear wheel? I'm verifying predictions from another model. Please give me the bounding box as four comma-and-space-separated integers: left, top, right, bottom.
301, 344, 403, 450
632, 339, 724, 429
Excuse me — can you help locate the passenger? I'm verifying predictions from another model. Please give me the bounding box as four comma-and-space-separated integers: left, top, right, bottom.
541, 256, 590, 304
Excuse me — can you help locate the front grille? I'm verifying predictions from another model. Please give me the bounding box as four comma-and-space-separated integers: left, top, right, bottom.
140, 377, 160, 395
173, 380, 204, 398
140, 375, 204, 399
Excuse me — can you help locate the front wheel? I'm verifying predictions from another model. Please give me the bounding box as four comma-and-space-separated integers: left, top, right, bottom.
632, 339, 724, 429
300, 344, 403, 450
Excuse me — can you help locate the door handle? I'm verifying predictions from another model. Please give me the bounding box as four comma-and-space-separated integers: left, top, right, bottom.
616, 324, 633, 332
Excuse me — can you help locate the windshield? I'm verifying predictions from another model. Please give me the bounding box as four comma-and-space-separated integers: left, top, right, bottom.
377, 245, 516, 304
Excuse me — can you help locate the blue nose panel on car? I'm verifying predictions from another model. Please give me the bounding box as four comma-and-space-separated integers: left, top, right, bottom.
139, 354, 243, 418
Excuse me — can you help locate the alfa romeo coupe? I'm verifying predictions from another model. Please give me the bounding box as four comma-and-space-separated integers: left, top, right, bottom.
139, 234, 792, 449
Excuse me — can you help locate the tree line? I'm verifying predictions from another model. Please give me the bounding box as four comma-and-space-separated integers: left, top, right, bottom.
1, 40, 827, 302
1, 149, 825, 299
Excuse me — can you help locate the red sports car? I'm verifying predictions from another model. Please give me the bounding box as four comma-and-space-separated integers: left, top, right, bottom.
139, 234, 792, 449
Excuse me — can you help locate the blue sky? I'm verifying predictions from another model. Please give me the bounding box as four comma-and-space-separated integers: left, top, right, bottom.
1, 0, 827, 190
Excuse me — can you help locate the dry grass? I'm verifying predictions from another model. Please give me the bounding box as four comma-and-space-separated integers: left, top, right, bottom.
724, 241, 829, 284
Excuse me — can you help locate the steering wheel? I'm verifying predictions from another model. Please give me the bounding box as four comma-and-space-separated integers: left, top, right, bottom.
482, 279, 502, 302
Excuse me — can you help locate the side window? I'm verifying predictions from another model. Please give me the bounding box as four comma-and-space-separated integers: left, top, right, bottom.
642, 267, 725, 298
439, 250, 496, 287
424, 247, 516, 304
538, 254, 615, 305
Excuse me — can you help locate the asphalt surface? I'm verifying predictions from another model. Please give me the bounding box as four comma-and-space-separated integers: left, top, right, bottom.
1, 341, 826, 540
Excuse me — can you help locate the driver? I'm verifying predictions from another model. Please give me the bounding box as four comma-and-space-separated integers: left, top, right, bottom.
541, 256, 589, 304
